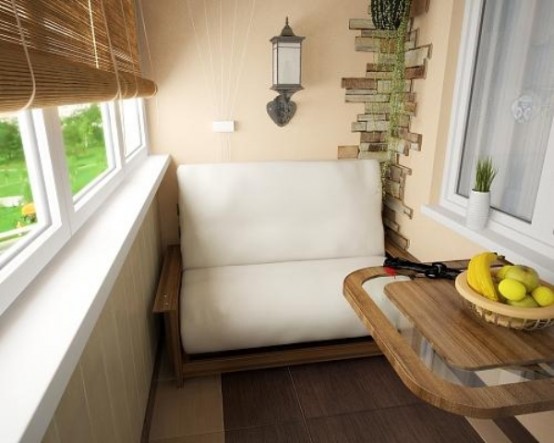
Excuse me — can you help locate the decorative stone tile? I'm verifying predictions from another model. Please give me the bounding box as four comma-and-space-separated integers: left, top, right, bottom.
364, 102, 391, 113
357, 113, 387, 122
361, 29, 397, 39
383, 216, 400, 232
366, 121, 390, 132
355, 36, 392, 52
405, 65, 426, 79
338, 145, 359, 159
404, 45, 432, 68
389, 164, 412, 181
345, 93, 390, 103
366, 63, 394, 72
345, 88, 378, 95
360, 131, 387, 143
365, 70, 393, 80
398, 114, 411, 127
376, 52, 396, 65
361, 142, 388, 152
358, 151, 390, 161
403, 92, 417, 102
384, 196, 413, 218
341, 78, 377, 89
385, 227, 410, 250
377, 80, 412, 94
399, 129, 423, 144
389, 137, 410, 155
404, 101, 417, 115
384, 180, 402, 199
351, 122, 367, 132
349, 18, 376, 30
375, 39, 417, 53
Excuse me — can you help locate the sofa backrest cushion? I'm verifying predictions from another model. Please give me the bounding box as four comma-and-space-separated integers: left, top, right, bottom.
177, 159, 384, 269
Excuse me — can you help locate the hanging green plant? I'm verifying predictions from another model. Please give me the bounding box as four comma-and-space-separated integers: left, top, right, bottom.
379, 0, 412, 191
371, 0, 406, 30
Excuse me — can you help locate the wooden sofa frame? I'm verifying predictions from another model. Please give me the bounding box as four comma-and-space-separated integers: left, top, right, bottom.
153, 240, 411, 385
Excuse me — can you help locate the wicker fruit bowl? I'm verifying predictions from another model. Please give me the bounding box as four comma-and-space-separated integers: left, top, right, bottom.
455, 271, 554, 330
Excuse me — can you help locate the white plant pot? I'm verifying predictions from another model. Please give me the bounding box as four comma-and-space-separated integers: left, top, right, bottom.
466, 190, 491, 230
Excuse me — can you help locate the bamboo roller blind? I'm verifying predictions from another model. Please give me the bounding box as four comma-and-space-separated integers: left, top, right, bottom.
0, 0, 156, 113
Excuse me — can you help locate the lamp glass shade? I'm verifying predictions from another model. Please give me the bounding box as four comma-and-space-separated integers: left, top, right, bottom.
272, 41, 302, 89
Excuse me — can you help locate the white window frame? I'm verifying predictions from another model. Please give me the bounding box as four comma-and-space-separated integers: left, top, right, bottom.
120, 98, 148, 161
425, 0, 554, 281
0, 98, 149, 317
0, 110, 71, 315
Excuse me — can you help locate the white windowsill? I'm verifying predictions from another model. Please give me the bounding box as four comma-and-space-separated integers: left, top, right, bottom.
422, 204, 554, 283
0, 154, 169, 443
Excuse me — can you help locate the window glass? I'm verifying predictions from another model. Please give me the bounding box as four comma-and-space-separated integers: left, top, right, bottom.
456, 1, 554, 222
120, 99, 144, 156
59, 103, 109, 196
0, 114, 38, 257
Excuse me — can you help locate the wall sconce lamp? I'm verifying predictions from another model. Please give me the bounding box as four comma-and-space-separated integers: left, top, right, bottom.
267, 18, 305, 127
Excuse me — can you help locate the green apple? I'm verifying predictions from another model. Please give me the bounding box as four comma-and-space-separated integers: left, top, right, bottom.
502, 265, 540, 292
495, 265, 514, 280
531, 286, 554, 307
498, 279, 527, 301
506, 295, 539, 308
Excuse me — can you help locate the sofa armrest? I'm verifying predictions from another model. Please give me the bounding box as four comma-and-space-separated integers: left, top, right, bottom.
153, 245, 184, 385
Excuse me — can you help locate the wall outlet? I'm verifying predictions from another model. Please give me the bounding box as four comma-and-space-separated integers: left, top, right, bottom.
212, 121, 235, 133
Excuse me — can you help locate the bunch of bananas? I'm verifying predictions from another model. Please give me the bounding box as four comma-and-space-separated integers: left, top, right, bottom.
467, 252, 499, 301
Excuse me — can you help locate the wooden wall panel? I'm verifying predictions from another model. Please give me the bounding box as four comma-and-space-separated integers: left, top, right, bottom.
41, 201, 163, 443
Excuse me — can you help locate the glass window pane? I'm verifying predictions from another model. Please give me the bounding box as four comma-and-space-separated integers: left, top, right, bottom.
0, 115, 38, 256
457, 1, 554, 221
121, 99, 143, 156
59, 103, 109, 196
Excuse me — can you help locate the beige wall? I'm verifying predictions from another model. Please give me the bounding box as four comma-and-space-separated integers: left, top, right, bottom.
139, 0, 489, 260
141, 0, 484, 258
41, 202, 162, 443
141, 0, 376, 245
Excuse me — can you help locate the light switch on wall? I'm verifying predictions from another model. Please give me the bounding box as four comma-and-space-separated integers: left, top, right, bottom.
212, 121, 235, 133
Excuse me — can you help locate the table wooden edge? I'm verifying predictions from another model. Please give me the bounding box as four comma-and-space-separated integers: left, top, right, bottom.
343, 267, 554, 418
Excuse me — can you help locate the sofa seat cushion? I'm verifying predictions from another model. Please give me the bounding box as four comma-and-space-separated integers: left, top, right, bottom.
180, 256, 385, 354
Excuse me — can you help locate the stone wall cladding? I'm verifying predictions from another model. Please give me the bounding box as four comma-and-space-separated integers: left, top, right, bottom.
339, 0, 430, 252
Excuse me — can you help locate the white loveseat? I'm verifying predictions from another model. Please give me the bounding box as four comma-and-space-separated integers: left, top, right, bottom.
155, 159, 387, 381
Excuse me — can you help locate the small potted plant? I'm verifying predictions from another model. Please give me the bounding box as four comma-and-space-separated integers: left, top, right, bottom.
371, 0, 408, 30
466, 156, 497, 230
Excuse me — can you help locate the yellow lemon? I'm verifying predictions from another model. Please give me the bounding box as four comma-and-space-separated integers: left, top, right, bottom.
498, 278, 527, 301
507, 296, 539, 308
531, 286, 554, 307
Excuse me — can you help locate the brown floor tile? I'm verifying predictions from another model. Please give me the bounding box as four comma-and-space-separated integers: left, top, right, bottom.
222, 367, 303, 430
466, 418, 511, 443
149, 377, 224, 440
307, 403, 483, 443
150, 432, 225, 443
225, 421, 311, 443
494, 416, 539, 443
291, 357, 419, 418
